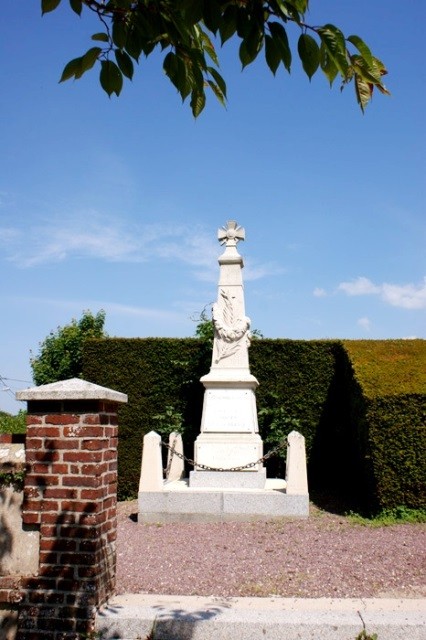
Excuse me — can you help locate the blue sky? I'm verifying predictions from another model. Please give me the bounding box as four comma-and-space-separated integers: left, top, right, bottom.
1, 1, 425, 414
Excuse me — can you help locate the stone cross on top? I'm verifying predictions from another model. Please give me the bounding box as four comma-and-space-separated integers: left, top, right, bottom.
218, 220, 245, 247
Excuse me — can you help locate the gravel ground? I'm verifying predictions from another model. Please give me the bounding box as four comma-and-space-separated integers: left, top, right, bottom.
115, 501, 426, 599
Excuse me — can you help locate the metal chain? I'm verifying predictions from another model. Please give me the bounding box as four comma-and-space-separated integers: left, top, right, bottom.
161, 437, 287, 473
164, 433, 178, 478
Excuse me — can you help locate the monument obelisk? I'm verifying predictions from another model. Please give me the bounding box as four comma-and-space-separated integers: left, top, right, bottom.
190, 221, 266, 489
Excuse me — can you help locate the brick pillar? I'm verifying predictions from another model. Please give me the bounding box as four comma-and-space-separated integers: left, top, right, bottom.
15, 378, 127, 640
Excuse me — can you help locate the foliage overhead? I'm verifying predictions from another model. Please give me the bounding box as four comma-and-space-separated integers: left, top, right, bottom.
42, 0, 389, 115
31, 309, 107, 385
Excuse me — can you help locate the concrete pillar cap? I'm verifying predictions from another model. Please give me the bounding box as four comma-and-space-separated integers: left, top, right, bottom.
16, 377, 128, 403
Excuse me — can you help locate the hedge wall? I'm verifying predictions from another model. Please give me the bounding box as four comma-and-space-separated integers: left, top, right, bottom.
82, 337, 426, 512
83, 338, 209, 500
341, 340, 426, 512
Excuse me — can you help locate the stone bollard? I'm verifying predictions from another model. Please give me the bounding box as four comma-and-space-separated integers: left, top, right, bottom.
139, 431, 163, 491
285, 430, 308, 495
15, 377, 127, 640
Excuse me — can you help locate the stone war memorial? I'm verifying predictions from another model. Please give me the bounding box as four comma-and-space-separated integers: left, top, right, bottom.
138, 221, 309, 521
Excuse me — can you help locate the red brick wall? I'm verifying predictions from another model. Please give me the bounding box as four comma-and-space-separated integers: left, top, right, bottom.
17, 401, 119, 640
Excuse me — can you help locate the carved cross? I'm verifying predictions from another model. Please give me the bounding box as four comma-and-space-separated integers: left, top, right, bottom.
217, 220, 245, 247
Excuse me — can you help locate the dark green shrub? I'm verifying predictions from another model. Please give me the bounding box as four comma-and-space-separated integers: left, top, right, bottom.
342, 340, 426, 513
0, 410, 27, 434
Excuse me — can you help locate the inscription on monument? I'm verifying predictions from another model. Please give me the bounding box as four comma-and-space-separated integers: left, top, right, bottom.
202, 389, 254, 433
196, 443, 260, 470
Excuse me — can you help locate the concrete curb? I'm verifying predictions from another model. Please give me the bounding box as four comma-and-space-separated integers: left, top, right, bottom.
96, 594, 426, 639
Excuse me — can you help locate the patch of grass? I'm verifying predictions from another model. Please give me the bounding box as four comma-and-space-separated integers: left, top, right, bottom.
347, 506, 426, 527
355, 631, 378, 640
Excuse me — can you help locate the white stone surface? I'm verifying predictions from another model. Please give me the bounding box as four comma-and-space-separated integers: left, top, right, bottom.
201, 388, 258, 433
189, 469, 267, 489
97, 594, 426, 640
0, 487, 39, 575
0, 444, 25, 464
16, 377, 128, 403
139, 431, 163, 492
285, 430, 308, 495
194, 433, 263, 470
138, 485, 309, 522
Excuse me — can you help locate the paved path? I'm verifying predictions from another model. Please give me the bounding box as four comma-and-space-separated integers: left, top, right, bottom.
96, 594, 426, 639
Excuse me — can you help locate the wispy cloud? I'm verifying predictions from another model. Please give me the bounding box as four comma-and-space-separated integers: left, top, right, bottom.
313, 287, 327, 298
1, 212, 279, 283
3, 213, 145, 267
244, 260, 284, 282
105, 302, 182, 321
336, 276, 426, 309
0, 227, 20, 245
338, 277, 380, 296
7, 295, 183, 323
357, 316, 372, 331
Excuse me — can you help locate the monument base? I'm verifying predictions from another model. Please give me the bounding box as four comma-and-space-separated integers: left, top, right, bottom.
138, 479, 309, 523
192, 432, 263, 477
189, 469, 266, 489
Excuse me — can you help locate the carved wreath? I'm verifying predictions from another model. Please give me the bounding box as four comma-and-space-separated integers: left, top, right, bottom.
212, 290, 251, 363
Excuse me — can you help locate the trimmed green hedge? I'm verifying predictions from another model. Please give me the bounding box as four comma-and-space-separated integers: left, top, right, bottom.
83, 338, 209, 500
82, 337, 426, 512
341, 340, 426, 512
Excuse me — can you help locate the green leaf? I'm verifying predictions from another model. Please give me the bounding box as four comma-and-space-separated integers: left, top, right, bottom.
268, 22, 291, 72
317, 24, 349, 77
265, 34, 281, 75
141, 41, 155, 57
201, 31, 219, 66
207, 80, 225, 106
347, 35, 373, 66
202, 0, 221, 34
298, 33, 320, 80
91, 32, 109, 43
235, 6, 251, 39
243, 26, 264, 65
351, 55, 383, 85
125, 27, 143, 61
100, 60, 123, 97
78, 47, 102, 77
163, 51, 179, 89
219, 5, 237, 45
285, 0, 309, 13
187, 52, 205, 93
354, 74, 372, 113
175, 56, 192, 101
190, 89, 206, 117
239, 40, 251, 69
59, 57, 83, 82
115, 49, 134, 80
41, 0, 61, 15
164, 51, 192, 101
275, 0, 302, 24
320, 41, 338, 86
182, 0, 204, 25
207, 67, 227, 98
69, 0, 82, 15
112, 20, 128, 50
351, 56, 390, 101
